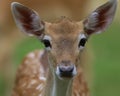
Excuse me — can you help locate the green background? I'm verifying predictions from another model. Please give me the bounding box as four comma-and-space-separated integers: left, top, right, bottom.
1, 22, 120, 96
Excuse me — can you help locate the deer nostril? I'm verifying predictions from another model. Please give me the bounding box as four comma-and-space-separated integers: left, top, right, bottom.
59, 65, 74, 77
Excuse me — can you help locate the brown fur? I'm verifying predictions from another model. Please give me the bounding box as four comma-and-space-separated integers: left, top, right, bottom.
11, 0, 117, 95
0, 0, 90, 95
44, 18, 84, 66
12, 50, 89, 96
11, 18, 90, 96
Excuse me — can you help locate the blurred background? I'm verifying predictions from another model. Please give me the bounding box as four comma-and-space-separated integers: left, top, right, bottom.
0, 0, 120, 96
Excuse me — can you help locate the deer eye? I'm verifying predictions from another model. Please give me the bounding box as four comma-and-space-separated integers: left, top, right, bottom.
79, 38, 87, 47
42, 35, 52, 50
78, 34, 87, 50
43, 39, 51, 48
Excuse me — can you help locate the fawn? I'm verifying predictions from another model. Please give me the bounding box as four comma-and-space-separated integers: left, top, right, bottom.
11, 0, 117, 96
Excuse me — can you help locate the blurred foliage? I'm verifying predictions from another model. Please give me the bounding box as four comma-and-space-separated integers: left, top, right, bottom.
0, 74, 6, 96
90, 22, 120, 96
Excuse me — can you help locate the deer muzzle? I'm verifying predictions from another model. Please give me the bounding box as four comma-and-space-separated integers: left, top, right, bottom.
56, 60, 77, 78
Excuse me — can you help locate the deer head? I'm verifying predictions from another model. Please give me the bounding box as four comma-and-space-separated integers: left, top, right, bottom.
11, 0, 117, 79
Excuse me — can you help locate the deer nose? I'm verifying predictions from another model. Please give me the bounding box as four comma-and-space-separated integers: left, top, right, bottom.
59, 65, 74, 73
57, 61, 76, 78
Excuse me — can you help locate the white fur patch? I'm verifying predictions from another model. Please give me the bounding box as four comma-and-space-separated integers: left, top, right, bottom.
72, 66, 77, 76
28, 52, 35, 58
38, 94, 42, 96
79, 46, 84, 50
30, 80, 37, 85
56, 66, 60, 76
36, 84, 44, 90
46, 47, 51, 51
79, 34, 86, 40
43, 35, 52, 41
39, 77, 46, 81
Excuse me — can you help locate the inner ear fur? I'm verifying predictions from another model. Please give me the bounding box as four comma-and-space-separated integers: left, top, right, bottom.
83, 0, 117, 35
11, 2, 45, 38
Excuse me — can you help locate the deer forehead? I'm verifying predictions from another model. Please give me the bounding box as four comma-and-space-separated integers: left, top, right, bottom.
45, 18, 84, 39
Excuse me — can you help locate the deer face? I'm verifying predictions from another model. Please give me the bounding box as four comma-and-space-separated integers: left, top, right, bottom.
43, 19, 87, 78
11, 0, 117, 79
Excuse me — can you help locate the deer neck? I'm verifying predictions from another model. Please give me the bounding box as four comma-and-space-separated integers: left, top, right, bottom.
54, 75, 73, 96
43, 53, 73, 96
44, 70, 73, 96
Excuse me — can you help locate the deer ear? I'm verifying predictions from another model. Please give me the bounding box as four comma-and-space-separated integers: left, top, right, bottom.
11, 2, 45, 37
83, 0, 117, 35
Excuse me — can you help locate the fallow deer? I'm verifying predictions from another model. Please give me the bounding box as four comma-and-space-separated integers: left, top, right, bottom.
11, 0, 117, 96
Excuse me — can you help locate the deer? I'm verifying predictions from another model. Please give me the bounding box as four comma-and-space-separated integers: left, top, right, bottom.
11, 0, 117, 96
0, 1, 90, 95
